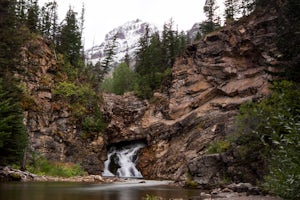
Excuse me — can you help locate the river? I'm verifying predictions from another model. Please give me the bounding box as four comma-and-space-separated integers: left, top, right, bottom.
0, 180, 202, 200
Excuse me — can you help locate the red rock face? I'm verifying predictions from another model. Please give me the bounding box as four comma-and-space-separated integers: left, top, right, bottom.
137, 7, 281, 183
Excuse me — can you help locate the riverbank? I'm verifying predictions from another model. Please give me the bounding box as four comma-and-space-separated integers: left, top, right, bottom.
0, 166, 116, 183
1, 167, 282, 200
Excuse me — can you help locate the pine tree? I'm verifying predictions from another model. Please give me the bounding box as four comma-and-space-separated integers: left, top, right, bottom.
40, 1, 58, 42
124, 46, 130, 66
0, 0, 28, 166
276, 0, 300, 82
162, 19, 177, 67
177, 31, 188, 56
203, 0, 220, 34
26, 0, 39, 33
0, 0, 22, 75
16, 0, 26, 24
57, 7, 83, 67
100, 33, 117, 78
239, 0, 255, 16
0, 79, 27, 165
134, 20, 186, 98
195, 31, 203, 41
224, 0, 240, 23
135, 24, 151, 75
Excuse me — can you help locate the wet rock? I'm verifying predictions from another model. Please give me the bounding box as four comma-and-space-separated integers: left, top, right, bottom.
187, 154, 225, 187
0, 167, 35, 182
227, 183, 262, 195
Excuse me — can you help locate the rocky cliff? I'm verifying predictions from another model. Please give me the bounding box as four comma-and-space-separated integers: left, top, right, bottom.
18, 37, 106, 174
102, 4, 282, 186
21, 1, 284, 186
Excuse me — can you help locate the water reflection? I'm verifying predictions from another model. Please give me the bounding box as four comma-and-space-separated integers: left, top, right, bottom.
0, 180, 200, 200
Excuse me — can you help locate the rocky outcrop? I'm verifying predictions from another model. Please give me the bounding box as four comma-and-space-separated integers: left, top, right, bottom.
102, 93, 149, 144
102, 5, 282, 186
18, 37, 106, 174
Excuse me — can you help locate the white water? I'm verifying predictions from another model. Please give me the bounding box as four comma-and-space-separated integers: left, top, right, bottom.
102, 143, 145, 178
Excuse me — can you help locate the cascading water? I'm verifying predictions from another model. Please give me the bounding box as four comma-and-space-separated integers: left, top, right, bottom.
102, 142, 145, 178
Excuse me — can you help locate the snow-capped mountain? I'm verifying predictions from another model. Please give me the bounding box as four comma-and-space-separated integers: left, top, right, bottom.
187, 22, 201, 42
85, 19, 158, 67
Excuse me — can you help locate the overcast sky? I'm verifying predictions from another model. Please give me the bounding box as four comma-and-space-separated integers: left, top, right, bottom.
39, 0, 224, 49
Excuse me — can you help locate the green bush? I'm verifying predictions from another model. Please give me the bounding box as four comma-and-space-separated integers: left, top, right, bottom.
184, 172, 198, 188
206, 140, 231, 154
101, 63, 137, 95
143, 194, 160, 200
134, 68, 171, 99
54, 82, 95, 102
101, 77, 114, 93
82, 110, 106, 133
28, 153, 87, 177
234, 81, 300, 199
54, 81, 106, 135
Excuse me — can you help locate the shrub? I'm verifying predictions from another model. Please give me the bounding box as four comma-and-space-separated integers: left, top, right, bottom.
233, 81, 300, 199
143, 194, 160, 200
54, 82, 95, 102
28, 153, 87, 177
101, 63, 137, 95
206, 140, 231, 154
82, 110, 106, 133
54, 81, 106, 136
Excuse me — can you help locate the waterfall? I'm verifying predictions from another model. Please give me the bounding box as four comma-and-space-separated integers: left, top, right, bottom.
102, 142, 145, 178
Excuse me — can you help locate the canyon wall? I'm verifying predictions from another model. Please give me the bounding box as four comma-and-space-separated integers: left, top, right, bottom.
22, 2, 283, 187
102, 5, 281, 185
18, 37, 106, 174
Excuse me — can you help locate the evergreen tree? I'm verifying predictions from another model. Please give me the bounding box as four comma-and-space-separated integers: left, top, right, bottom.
239, 0, 255, 16
134, 20, 186, 98
0, 0, 24, 75
276, 0, 300, 82
79, 3, 85, 39
40, 1, 58, 42
0, 79, 27, 165
124, 46, 130, 66
16, 0, 26, 24
177, 31, 188, 57
135, 24, 151, 75
162, 19, 177, 67
194, 30, 203, 41
26, 0, 39, 33
203, 0, 220, 34
111, 63, 136, 95
100, 33, 117, 79
0, 0, 29, 166
57, 7, 83, 67
224, 0, 240, 23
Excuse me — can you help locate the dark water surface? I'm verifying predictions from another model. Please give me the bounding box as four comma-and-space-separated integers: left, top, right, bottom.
0, 180, 201, 200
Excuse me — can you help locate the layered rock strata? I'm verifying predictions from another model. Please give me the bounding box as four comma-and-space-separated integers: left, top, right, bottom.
102, 6, 281, 185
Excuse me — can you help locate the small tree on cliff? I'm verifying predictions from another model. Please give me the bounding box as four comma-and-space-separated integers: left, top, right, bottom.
202, 0, 220, 34
224, 0, 240, 23
57, 7, 83, 67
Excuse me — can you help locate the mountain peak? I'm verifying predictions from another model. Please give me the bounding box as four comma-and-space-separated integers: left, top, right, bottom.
86, 19, 158, 67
